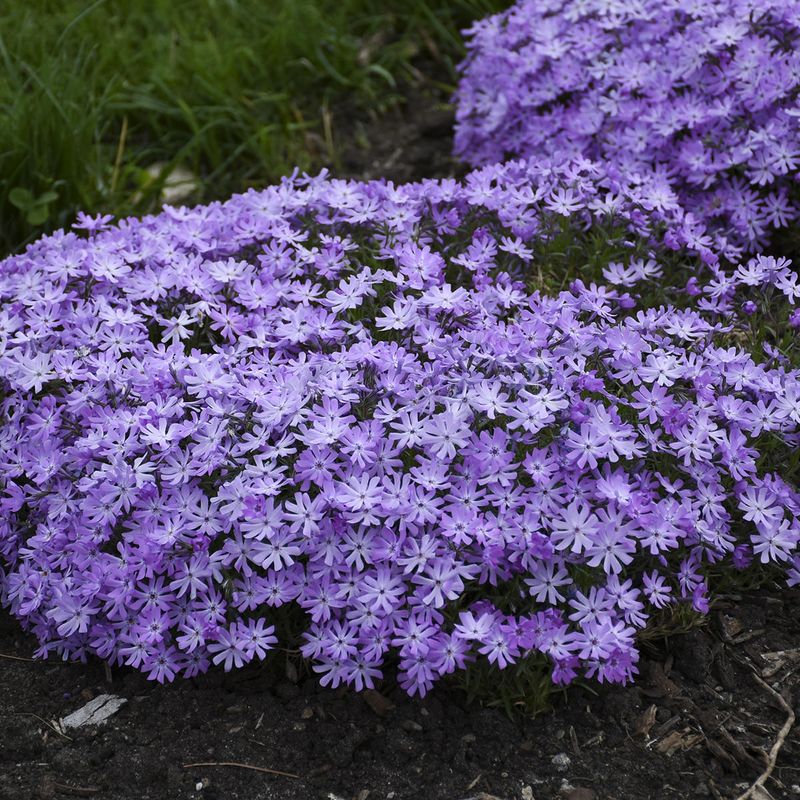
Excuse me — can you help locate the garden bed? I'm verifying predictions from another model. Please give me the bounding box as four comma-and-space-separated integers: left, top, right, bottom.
2, 589, 800, 800
2, 10, 800, 799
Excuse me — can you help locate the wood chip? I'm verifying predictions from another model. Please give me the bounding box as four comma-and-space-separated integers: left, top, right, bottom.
633, 704, 659, 738
362, 689, 394, 717
705, 736, 739, 773
718, 612, 744, 641
564, 790, 596, 800
652, 713, 681, 740
655, 728, 702, 756
761, 648, 800, 679
60, 695, 127, 730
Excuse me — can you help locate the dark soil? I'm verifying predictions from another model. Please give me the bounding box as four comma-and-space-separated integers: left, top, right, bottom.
3, 63, 800, 800
334, 60, 464, 185
3, 591, 800, 800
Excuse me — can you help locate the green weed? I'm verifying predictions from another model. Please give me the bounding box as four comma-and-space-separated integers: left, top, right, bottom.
0, 0, 506, 254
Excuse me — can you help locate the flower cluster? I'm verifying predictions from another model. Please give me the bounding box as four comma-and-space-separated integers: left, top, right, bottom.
454, 0, 800, 250
1, 159, 798, 694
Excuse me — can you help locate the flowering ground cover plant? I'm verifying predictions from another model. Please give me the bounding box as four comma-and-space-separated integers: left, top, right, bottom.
454, 0, 800, 251
0, 159, 799, 699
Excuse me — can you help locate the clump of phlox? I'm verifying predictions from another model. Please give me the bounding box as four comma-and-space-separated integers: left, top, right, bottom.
455, 0, 800, 250
0, 160, 798, 695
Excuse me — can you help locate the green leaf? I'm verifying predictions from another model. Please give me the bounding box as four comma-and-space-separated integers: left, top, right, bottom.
26, 205, 50, 225
9, 187, 34, 210
366, 63, 396, 88
37, 190, 59, 204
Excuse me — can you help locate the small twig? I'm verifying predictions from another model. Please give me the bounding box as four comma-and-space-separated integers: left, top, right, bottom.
762, 648, 800, 661
183, 761, 301, 780
464, 774, 482, 791
52, 783, 100, 797
732, 629, 765, 645
582, 732, 604, 748
9, 712, 73, 742
0, 651, 35, 662
734, 672, 795, 800
569, 724, 581, 755
247, 737, 271, 750
708, 778, 725, 800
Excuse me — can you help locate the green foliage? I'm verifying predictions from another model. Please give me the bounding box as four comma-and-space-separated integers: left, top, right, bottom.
456, 653, 556, 717
0, 0, 506, 254
8, 186, 59, 225
637, 603, 707, 645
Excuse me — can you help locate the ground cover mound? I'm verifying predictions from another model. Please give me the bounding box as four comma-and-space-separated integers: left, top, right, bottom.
2, 156, 799, 701
454, 0, 800, 252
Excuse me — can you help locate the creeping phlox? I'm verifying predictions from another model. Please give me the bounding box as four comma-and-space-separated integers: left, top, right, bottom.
455, 0, 800, 250
0, 160, 798, 694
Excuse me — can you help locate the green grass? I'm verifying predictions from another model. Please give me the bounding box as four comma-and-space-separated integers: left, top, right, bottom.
0, 0, 506, 255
